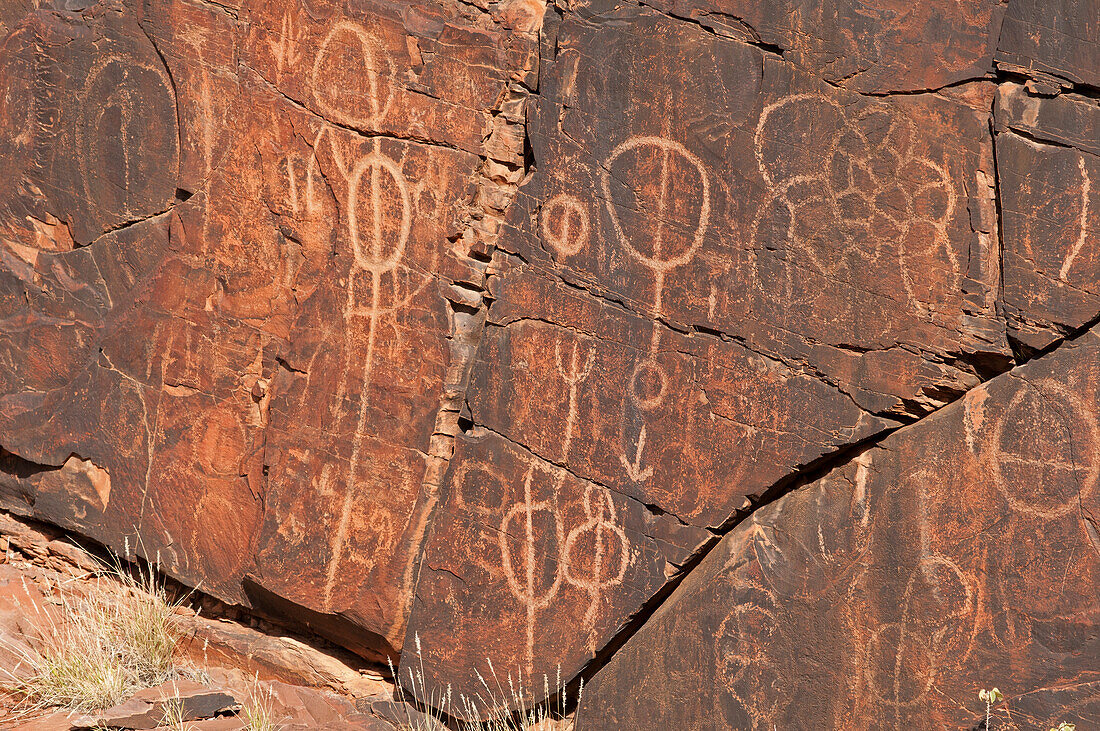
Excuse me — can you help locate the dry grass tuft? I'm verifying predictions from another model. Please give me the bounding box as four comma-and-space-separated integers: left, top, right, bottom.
240, 678, 284, 731
0, 549, 189, 714
159, 694, 189, 730
391, 634, 581, 731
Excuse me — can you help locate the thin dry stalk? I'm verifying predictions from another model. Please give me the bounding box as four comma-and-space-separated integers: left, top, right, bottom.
0, 546, 189, 714
241, 675, 285, 731
390, 634, 582, 731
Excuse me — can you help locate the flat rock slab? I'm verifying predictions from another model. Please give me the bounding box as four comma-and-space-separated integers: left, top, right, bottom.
506, 6, 1007, 420
996, 0, 1099, 86
641, 0, 1005, 93
578, 325, 1100, 728
405, 429, 712, 701
72, 681, 239, 729
0, 0, 536, 658
0, 0, 1098, 725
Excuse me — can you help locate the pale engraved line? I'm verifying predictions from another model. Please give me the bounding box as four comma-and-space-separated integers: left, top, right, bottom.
79, 56, 176, 225
562, 484, 630, 651
541, 194, 589, 257
754, 96, 961, 314
322, 128, 413, 605
619, 424, 654, 483
311, 20, 396, 129
323, 268, 382, 608
988, 380, 1100, 520
600, 136, 711, 274
601, 135, 710, 479
499, 463, 565, 672
554, 338, 595, 461
1060, 156, 1091, 281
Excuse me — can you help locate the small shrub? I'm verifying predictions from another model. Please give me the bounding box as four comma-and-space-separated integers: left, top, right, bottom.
160, 694, 189, 730
979, 686, 1003, 730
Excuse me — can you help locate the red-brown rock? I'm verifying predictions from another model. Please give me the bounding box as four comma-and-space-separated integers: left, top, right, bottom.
578, 326, 1100, 729
399, 6, 1016, 709
0, 0, 536, 642
0, 0, 1098, 724
997, 83, 1100, 353
405, 430, 711, 699
996, 0, 1099, 87
641, 0, 1005, 93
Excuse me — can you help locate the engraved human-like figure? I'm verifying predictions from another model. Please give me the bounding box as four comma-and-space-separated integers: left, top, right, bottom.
600, 135, 711, 485
499, 462, 566, 672
270, 17, 436, 609
562, 484, 630, 650
79, 54, 179, 232
554, 334, 596, 461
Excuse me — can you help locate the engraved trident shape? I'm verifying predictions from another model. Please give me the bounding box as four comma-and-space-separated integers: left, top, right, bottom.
601, 136, 710, 481
304, 19, 417, 608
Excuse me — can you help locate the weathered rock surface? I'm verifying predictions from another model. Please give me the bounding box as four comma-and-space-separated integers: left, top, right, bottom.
996, 0, 1099, 87
402, 2, 1016, 706
0, 0, 1098, 724
578, 325, 1100, 728
641, 0, 1006, 94
997, 83, 1100, 353
406, 430, 712, 698
0, 0, 538, 660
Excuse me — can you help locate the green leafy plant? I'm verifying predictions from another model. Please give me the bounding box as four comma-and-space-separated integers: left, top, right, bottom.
978, 687, 1003, 730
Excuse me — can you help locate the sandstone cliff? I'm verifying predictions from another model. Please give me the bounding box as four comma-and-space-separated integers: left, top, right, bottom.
0, 0, 1097, 726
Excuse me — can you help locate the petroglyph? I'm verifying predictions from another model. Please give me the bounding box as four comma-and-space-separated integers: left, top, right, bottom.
619, 424, 654, 483
269, 11, 305, 80
346, 150, 412, 303
555, 336, 595, 460
562, 484, 630, 650
78, 54, 178, 226
863, 554, 977, 720
100, 379, 150, 460
541, 194, 590, 257
601, 136, 710, 275
628, 359, 668, 412
299, 20, 427, 607
601, 135, 709, 484
987, 379, 1099, 520
715, 536, 787, 730
500, 462, 566, 672
1061, 156, 1092, 282
752, 95, 959, 313
311, 20, 396, 130
284, 125, 328, 217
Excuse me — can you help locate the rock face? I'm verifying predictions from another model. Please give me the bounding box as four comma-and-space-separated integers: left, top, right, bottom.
0, 0, 1097, 726
578, 326, 1100, 729
0, 0, 539, 656
997, 83, 1100, 353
